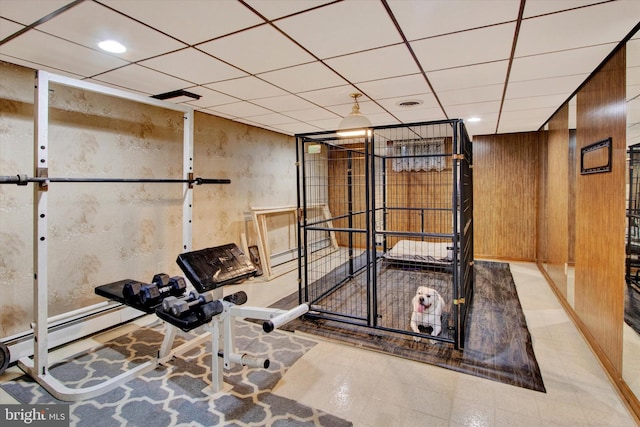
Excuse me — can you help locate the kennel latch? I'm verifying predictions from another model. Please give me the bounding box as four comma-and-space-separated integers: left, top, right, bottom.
452, 154, 465, 160
454, 298, 465, 305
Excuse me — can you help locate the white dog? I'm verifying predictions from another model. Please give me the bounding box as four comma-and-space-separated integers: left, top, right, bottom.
410, 286, 444, 342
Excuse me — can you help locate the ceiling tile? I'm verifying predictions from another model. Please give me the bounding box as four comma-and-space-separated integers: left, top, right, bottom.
0, 29, 129, 76
356, 74, 430, 100
139, 48, 247, 85
91, 64, 193, 95
0, 0, 634, 138
0, 0, 73, 25
505, 74, 587, 99
516, 1, 640, 57
498, 107, 554, 133
283, 107, 340, 122
1, 17, 23, 39
393, 106, 446, 123
438, 84, 503, 106
197, 24, 315, 74
270, 121, 323, 135
200, 108, 235, 120
464, 114, 499, 137
241, 112, 297, 126
427, 61, 509, 93
363, 111, 402, 126
303, 117, 343, 131
388, 0, 520, 41
208, 101, 273, 118
101, 0, 263, 45
510, 44, 615, 83
411, 23, 515, 72
258, 61, 347, 93
250, 94, 317, 112
244, 0, 334, 20
180, 86, 239, 108
297, 85, 362, 107
325, 44, 420, 84
443, 101, 502, 118
523, 0, 613, 18
275, 0, 401, 59
306, 111, 402, 130
82, 77, 149, 96
325, 99, 387, 118
376, 93, 440, 113
502, 94, 569, 112
0, 53, 84, 81
204, 76, 288, 100
36, 1, 186, 62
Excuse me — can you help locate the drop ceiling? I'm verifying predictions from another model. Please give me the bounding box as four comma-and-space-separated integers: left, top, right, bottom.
0, 0, 638, 140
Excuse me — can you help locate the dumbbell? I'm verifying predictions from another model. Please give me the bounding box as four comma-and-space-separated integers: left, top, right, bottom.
223, 291, 248, 306
122, 280, 145, 302
163, 291, 214, 317
195, 299, 224, 323
123, 274, 187, 308
139, 275, 187, 306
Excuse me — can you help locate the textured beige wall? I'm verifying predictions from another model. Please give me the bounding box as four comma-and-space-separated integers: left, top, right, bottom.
191, 112, 297, 254
0, 61, 296, 337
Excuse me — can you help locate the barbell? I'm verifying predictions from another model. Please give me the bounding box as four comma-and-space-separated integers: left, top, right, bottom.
0, 174, 230, 186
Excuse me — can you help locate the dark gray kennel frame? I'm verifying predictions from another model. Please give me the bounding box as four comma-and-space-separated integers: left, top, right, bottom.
295, 119, 474, 349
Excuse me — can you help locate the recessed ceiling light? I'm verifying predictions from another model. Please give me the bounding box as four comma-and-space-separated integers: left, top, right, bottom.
98, 40, 126, 54
468, 117, 481, 122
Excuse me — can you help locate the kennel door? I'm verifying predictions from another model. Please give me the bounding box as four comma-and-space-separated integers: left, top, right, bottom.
298, 136, 373, 325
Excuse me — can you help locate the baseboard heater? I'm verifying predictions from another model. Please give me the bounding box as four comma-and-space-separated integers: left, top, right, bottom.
1, 301, 144, 367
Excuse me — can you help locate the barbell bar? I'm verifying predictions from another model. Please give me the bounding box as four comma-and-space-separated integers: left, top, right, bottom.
0, 174, 230, 186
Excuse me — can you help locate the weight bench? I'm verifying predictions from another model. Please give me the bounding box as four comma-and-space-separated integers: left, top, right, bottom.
170, 244, 308, 390
21, 243, 308, 401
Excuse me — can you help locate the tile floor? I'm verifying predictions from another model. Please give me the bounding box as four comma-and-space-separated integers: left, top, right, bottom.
1, 262, 637, 426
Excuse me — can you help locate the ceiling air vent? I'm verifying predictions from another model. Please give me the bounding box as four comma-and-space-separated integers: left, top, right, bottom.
397, 99, 423, 108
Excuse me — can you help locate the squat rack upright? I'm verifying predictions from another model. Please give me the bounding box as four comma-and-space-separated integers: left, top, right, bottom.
11, 70, 227, 399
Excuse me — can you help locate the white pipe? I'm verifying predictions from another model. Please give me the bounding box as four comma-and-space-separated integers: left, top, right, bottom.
226, 352, 269, 369
262, 303, 309, 333
29, 301, 121, 331
42, 301, 113, 326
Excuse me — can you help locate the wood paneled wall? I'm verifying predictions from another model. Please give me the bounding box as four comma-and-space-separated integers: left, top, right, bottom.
546, 104, 570, 297
537, 132, 548, 265
328, 144, 369, 248
328, 141, 454, 248
473, 132, 542, 260
385, 139, 453, 247
575, 47, 626, 371
568, 129, 577, 264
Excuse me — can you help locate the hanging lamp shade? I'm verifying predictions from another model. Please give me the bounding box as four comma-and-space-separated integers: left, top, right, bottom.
337, 93, 371, 137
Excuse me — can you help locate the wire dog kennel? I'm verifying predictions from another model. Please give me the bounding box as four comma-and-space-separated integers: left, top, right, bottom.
627, 143, 640, 288
295, 119, 473, 349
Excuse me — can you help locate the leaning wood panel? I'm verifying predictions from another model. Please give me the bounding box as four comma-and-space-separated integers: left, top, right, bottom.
252, 205, 337, 280
473, 132, 541, 260
575, 47, 626, 372
546, 104, 570, 297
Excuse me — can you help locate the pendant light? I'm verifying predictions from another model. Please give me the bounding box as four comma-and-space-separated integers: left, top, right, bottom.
337, 93, 372, 137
